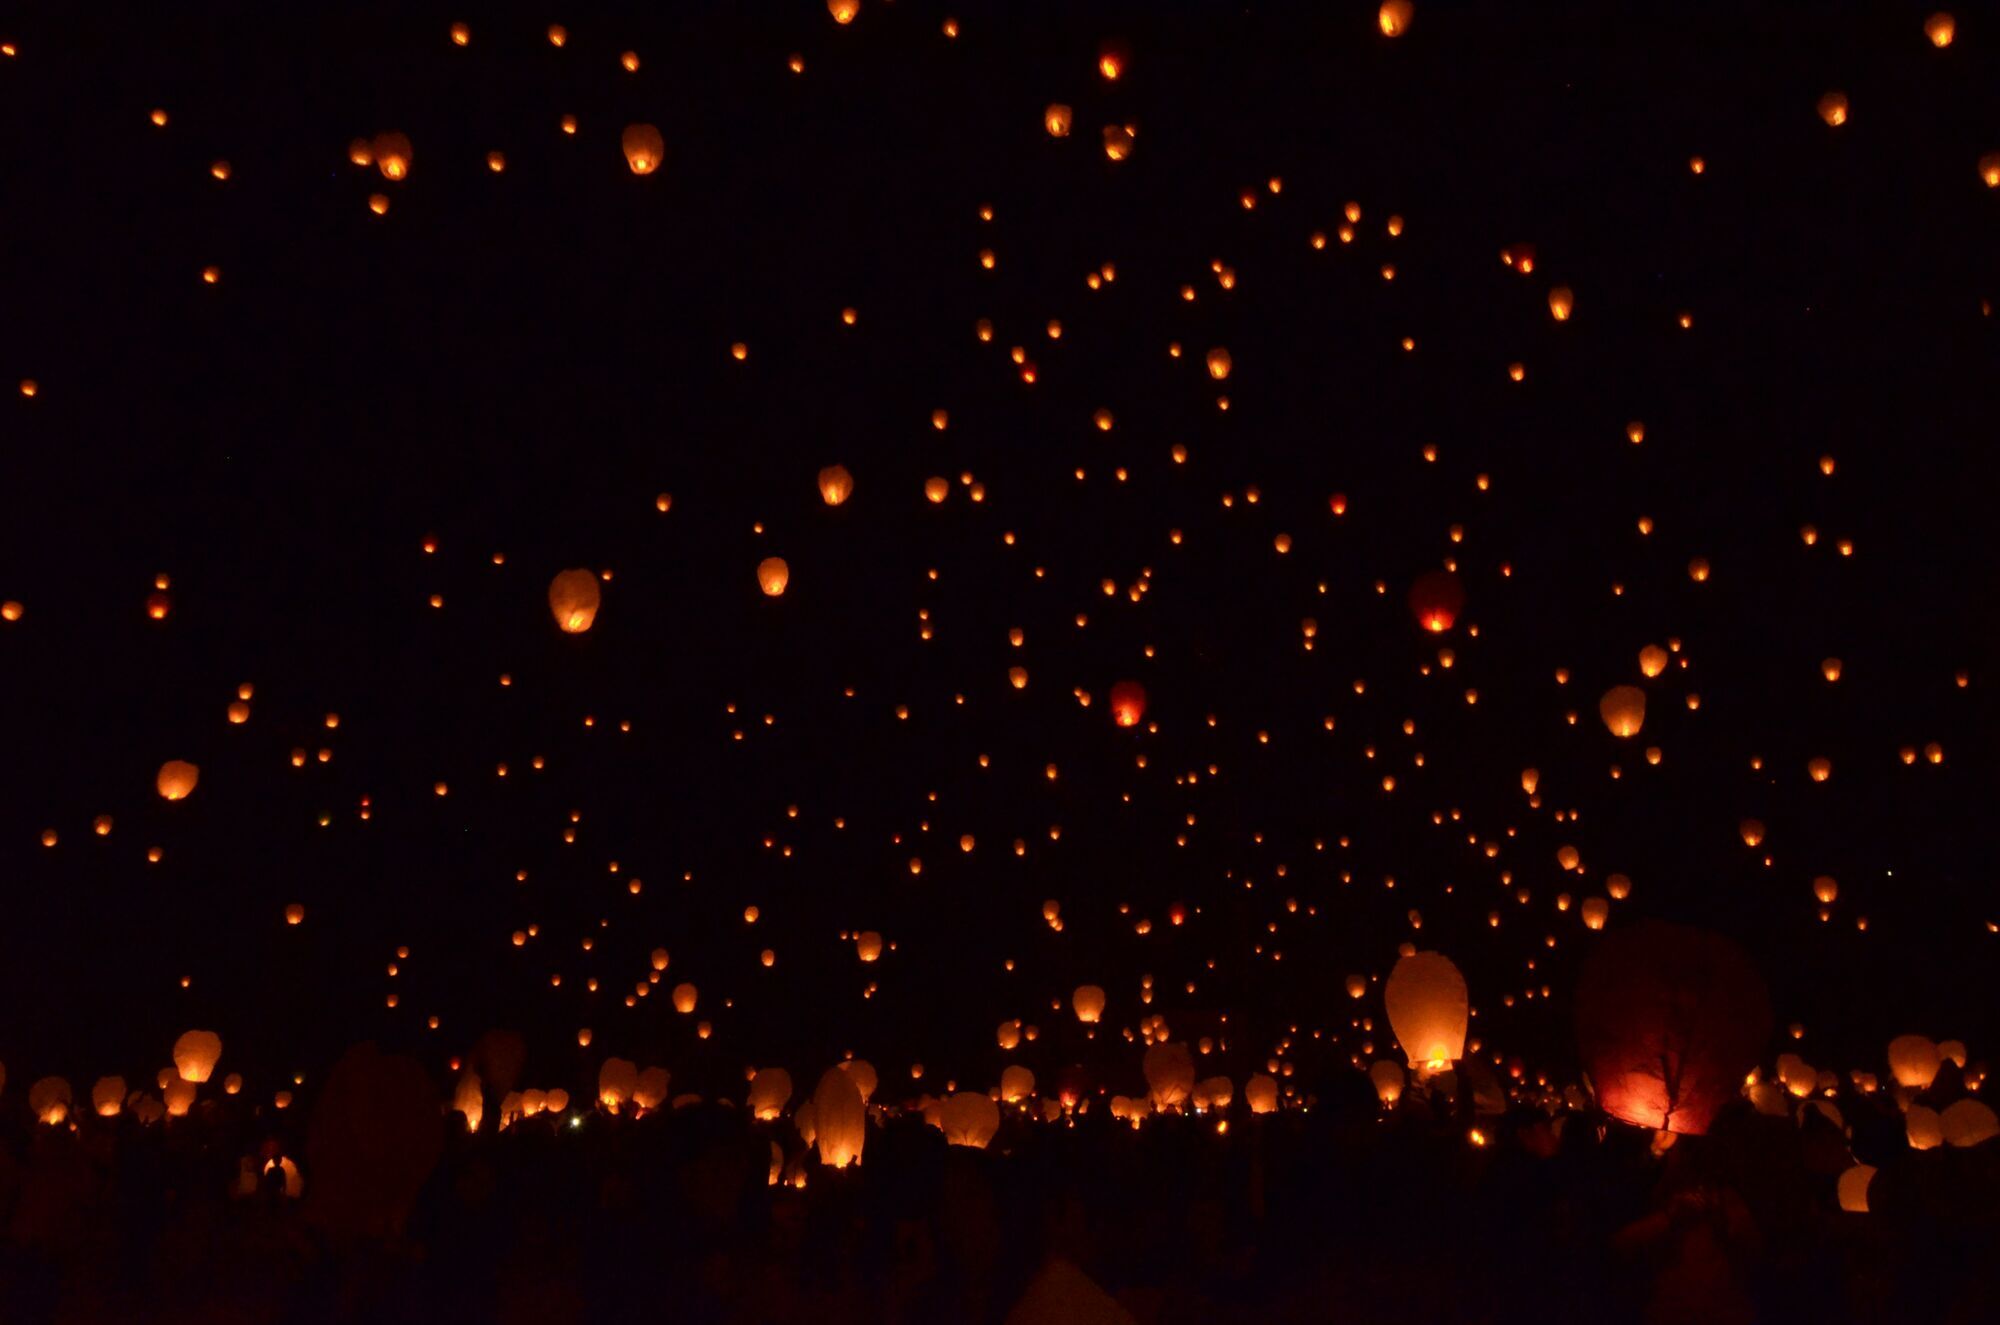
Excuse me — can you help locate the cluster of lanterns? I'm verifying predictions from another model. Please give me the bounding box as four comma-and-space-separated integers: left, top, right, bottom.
2, 4, 1982, 1237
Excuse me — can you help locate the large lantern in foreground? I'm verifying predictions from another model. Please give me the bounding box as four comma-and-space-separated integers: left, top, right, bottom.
1384, 951, 1468, 1067
1407, 570, 1464, 633
548, 569, 601, 633
1575, 920, 1771, 1135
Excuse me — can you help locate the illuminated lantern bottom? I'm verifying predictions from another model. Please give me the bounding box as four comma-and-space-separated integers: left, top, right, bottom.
1575, 919, 1770, 1135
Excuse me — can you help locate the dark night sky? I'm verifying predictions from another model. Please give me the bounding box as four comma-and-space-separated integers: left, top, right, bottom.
0, 1, 1994, 1103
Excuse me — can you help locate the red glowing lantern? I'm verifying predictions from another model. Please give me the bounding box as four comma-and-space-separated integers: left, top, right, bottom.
1575, 920, 1771, 1135
1109, 680, 1147, 727
1407, 570, 1464, 633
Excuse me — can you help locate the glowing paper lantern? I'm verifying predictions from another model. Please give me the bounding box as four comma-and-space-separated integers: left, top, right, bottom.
92, 1076, 127, 1116
1109, 680, 1147, 727
1574, 920, 1771, 1134
1379, 1, 1414, 37
1370, 1059, 1406, 1105
1246, 1074, 1279, 1114
1837, 1164, 1875, 1212
1887, 1034, 1941, 1089
817, 464, 853, 506
157, 760, 200, 801
1941, 1098, 1999, 1147
1598, 685, 1646, 738
1072, 985, 1106, 1023
748, 1067, 793, 1120
372, 132, 412, 180
1000, 1064, 1035, 1103
1407, 570, 1464, 633
840, 1059, 878, 1102
173, 1029, 222, 1083
548, 569, 601, 633
811, 1066, 867, 1167
29, 1077, 71, 1124
757, 557, 790, 597
598, 1058, 638, 1111
621, 123, 664, 175
1143, 1042, 1195, 1111
1384, 950, 1468, 1067
938, 1091, 1000, 1147
855, 931, 883, 962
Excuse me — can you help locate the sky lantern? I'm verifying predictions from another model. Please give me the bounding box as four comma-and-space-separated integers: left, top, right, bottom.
1000, 1064, 1035, 1103
828, 0, 859, 24
1887, 1034, 1941, 1089
938, 1091, 1000, 1147
1980, 153, 2000, 188
1548, 286, 1574, 320
1817, 91, 1848, 126
817, 464, 853, 505
1205, 347, 1233, 380
621, 123, 664, 175
1581, 898, 1609, 930
173, 1029, 222, 1083
371, 132, 412, 180
1942, 1099, 1999, 1147
548, 569, 601, 633
29, 1077, 71, 1125
811, 1066, 866, 1167
757, 557, 790, 597
672, 982, 698, 1013
452, 1072, 483, 1132
1109, 680, 1147, 727
1073, 984, 1106, 1023
1383, 951, 1468, 1067
1926, 12, 1955, 47
1838, 1164, 1875, 1212
1407, 570, 1464, 633
156, 760, 200, 800
92, 1076, 126, 1116
1246, 1074, 1278, 1114
1378, 1, 1414, 37
1044, 104, 1072, 137
1598, 685, 1646, 737
1344, 973, 1367, 1000
1143, 1042, 1196, 1111
855, 931, 883, 962
632, 1067, 668, 1111
1638, 644, 1668, 678
840, 1059, 878, 1103
748, 1067, 793, 1120
598, 1058, 639, 1111
1369, 1059, 1406, 1105
1575, 920, 1771, 1134
1102, 124, 1134, 161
